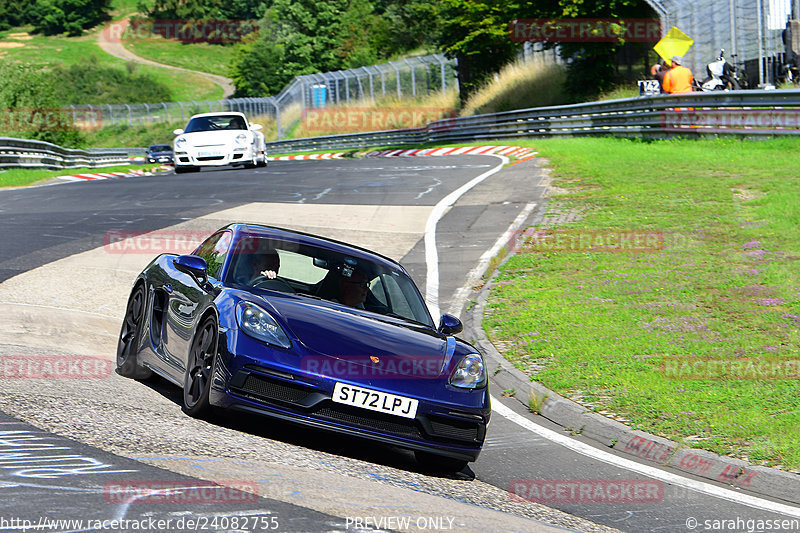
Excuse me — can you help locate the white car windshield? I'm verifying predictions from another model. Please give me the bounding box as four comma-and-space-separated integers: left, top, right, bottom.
184, 115, 247, 133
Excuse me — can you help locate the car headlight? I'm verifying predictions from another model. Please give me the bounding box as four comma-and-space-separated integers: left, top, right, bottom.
175, 137, 188, 149
235, 133, 248, 145
449, 353, 487, 389
236, 302, 291, 349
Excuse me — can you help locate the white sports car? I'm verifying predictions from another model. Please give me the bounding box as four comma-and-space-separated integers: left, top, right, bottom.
172, 112, 267, 173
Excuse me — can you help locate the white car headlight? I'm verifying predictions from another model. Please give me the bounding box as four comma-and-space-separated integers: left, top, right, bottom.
235, 133, 248, 146
236, 302, 291, 349
175, 137, 188, 149
449, 353, 487, 389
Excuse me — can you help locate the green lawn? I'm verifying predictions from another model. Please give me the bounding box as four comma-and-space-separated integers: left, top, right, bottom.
124, 39, 236, 78
483, 137, 800, 470
0, 28, 223, 102
0, 164, 163, 188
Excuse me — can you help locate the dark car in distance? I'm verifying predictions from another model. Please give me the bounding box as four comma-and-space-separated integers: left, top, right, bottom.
116, 224, 491, 472
146, 144, 174, 164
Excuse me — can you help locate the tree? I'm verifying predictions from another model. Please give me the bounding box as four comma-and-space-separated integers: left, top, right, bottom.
0, 0, 33, 30
423, 0, 532, 105
229, 0, 352, 96
527, 0, 657, 99
30, 0, 112, 36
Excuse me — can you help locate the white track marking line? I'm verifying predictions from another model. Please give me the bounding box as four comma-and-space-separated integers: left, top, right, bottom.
424, 155, 508, 321
491, 400, 800, 517
446, 202, 536, 317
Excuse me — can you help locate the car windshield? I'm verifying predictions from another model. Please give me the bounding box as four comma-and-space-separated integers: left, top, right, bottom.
184, 115, 247, 133
224, 235, 434, 327
148, 145, 172, 152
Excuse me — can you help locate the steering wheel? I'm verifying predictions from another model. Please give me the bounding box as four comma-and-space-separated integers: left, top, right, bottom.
250, 275, 296, 293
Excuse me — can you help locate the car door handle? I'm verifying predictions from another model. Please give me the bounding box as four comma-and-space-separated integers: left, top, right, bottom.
164, 284, 173, 293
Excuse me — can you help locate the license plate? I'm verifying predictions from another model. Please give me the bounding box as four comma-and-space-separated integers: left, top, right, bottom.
198, 151, 222, 157
332, 382, 418, 419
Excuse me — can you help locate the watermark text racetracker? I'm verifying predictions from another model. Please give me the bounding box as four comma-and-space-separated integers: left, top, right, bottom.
104, 480, 258, 504
511, 228, 673, 254
0, 107, 102, 132
510, 18, 661, 42
104, 230, 212, 255
102, 19, 258, 44
662, 357, 800, 380
509, 479, 664, 504
302, 107, 456, 134
1, 355, 112, 380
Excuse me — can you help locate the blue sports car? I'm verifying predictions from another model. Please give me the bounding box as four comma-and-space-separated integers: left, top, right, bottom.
117, 224, 490, 471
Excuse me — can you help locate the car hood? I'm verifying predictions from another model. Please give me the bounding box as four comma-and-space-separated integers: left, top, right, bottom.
180, 130, 248, 146
260, 295, 451, 376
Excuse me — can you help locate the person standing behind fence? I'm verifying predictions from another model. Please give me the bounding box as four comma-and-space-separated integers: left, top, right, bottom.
663, 55, 693, 94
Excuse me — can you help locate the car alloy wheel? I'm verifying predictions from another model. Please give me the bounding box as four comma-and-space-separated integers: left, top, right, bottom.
116, 284, 152, 379
183, 316, 218, 417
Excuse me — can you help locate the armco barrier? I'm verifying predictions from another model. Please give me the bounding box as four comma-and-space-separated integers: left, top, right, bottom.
264, 90, 800, 154
0, 137, 130, 170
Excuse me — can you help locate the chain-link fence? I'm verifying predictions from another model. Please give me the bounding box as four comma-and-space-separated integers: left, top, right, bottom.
647, 0, 800, 87
70, 54, 457, 140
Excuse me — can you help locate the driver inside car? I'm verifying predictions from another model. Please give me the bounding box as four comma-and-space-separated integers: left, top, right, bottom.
248, 249, 280, 284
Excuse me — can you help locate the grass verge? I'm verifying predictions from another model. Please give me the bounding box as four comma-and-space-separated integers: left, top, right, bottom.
0, 164, 162, 188
483, 136, 800, 470
0, 27, 222, 101
123, 38, 236, 78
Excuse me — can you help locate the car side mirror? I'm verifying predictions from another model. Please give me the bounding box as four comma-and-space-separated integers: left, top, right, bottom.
173, 129, 184, 135
438, 314, 463, 335
251, 123, 263, 131
174, 254, 207, 281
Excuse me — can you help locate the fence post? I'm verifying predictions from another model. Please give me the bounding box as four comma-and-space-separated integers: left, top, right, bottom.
390, 62, 401, 99
404, 58, 416, 97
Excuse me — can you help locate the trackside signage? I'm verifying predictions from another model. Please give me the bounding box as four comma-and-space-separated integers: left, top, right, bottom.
509, 19, 661, 42
509, 479, 664, 503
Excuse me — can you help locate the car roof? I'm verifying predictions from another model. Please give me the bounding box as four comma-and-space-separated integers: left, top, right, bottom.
219, 223, 404, 271
188, 112, 247, 119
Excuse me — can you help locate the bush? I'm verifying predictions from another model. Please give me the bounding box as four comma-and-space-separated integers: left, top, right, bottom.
29, 0, 112, 36
52, 57, 173, 104
0, 61, 85, 147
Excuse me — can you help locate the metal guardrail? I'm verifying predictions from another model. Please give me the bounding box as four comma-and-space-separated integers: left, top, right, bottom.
0, 137, 130, 170
264, 90, 800, 153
